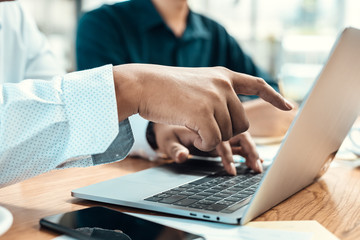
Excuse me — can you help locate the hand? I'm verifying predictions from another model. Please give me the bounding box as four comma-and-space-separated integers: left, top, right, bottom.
153, 123, 263, 175
113, 64, 293, 151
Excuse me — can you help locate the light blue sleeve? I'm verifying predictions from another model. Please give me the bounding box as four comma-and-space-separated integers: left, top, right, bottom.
0, 65, 134, 187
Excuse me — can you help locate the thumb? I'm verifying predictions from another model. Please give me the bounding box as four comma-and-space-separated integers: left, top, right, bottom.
166, 140, 190, 163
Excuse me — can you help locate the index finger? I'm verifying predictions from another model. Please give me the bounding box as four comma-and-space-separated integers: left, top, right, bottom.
229, 133, 263, 173
216, 142, 237, 176
231, 72, 294, 111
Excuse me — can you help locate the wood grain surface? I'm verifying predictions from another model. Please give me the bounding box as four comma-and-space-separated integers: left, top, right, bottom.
0, 157, 359, 240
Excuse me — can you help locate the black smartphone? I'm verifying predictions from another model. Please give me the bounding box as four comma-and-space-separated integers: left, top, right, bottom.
40, 206, 205, 240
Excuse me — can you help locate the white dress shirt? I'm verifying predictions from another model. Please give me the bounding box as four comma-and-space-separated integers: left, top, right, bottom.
0, 2, 134, 187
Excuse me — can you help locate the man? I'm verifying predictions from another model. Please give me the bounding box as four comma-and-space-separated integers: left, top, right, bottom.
76, 0, 297, 175
0, 1, 293, 187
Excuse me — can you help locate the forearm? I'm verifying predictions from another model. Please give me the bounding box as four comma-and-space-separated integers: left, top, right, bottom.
0, 65, 133, 187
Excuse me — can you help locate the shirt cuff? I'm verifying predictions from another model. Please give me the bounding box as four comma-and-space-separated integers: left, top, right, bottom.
61, 64, 133, 159
92, 120, 134, 165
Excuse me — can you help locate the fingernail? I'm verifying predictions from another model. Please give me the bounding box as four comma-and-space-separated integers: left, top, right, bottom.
176, 151, 187, 163
230, 162, 237, 176
256, 159, 263, 173
285, 99, 294, 110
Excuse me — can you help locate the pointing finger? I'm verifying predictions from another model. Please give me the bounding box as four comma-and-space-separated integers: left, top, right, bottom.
231, 73, 293, 111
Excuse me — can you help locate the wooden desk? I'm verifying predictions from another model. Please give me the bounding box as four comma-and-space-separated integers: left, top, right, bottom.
1, 157, 360, 240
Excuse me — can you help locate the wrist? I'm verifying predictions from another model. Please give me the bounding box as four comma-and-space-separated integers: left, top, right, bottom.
146, 121, 158, 150
113, 65, 142, 122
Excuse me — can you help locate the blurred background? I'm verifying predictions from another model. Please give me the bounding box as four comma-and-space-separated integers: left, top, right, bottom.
19, 0, 360, 102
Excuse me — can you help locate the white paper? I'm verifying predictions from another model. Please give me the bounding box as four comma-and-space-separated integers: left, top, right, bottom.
127, 213, 313, 240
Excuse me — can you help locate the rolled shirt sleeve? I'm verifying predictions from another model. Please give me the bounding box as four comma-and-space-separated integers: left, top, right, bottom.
0, 65, 134, 187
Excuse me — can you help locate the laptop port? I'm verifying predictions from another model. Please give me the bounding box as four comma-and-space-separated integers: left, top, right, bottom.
190, 213, 197, 217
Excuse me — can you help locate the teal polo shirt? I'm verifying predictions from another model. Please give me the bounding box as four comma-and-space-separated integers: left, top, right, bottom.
76, 0, 278, 100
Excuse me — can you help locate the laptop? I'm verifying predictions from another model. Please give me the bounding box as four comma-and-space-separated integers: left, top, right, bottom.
72, 27, 360, 225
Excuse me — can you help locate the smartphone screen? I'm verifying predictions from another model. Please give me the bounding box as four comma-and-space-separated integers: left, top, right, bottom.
40, 206, 205, 240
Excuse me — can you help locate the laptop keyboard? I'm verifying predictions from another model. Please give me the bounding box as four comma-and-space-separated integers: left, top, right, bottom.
144, 165, 265, 214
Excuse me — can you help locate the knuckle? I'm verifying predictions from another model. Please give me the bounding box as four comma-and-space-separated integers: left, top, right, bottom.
207, 90, 223, 104
251, 77, 267, 96
234, 120, 250, 135
250, 151, 260, 161
214, 135, 221, 145
222, 129, 233, 142
217, 78, 233, 92
197, 101, 212, 115
203, 136, 221, 151
242, 120, 250, 132
255, 77, 266, 87
214, 66, 228, 73
210, 72, 232, 89
212, 136, 222, 148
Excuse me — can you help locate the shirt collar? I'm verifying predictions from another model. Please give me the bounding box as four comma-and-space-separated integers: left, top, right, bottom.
131, 0, 210, 40
131, 0, 164, 30
182, 10, 211, 41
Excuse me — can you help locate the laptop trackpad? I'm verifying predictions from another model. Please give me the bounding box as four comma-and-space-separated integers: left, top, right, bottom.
123, 159, 225, 188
